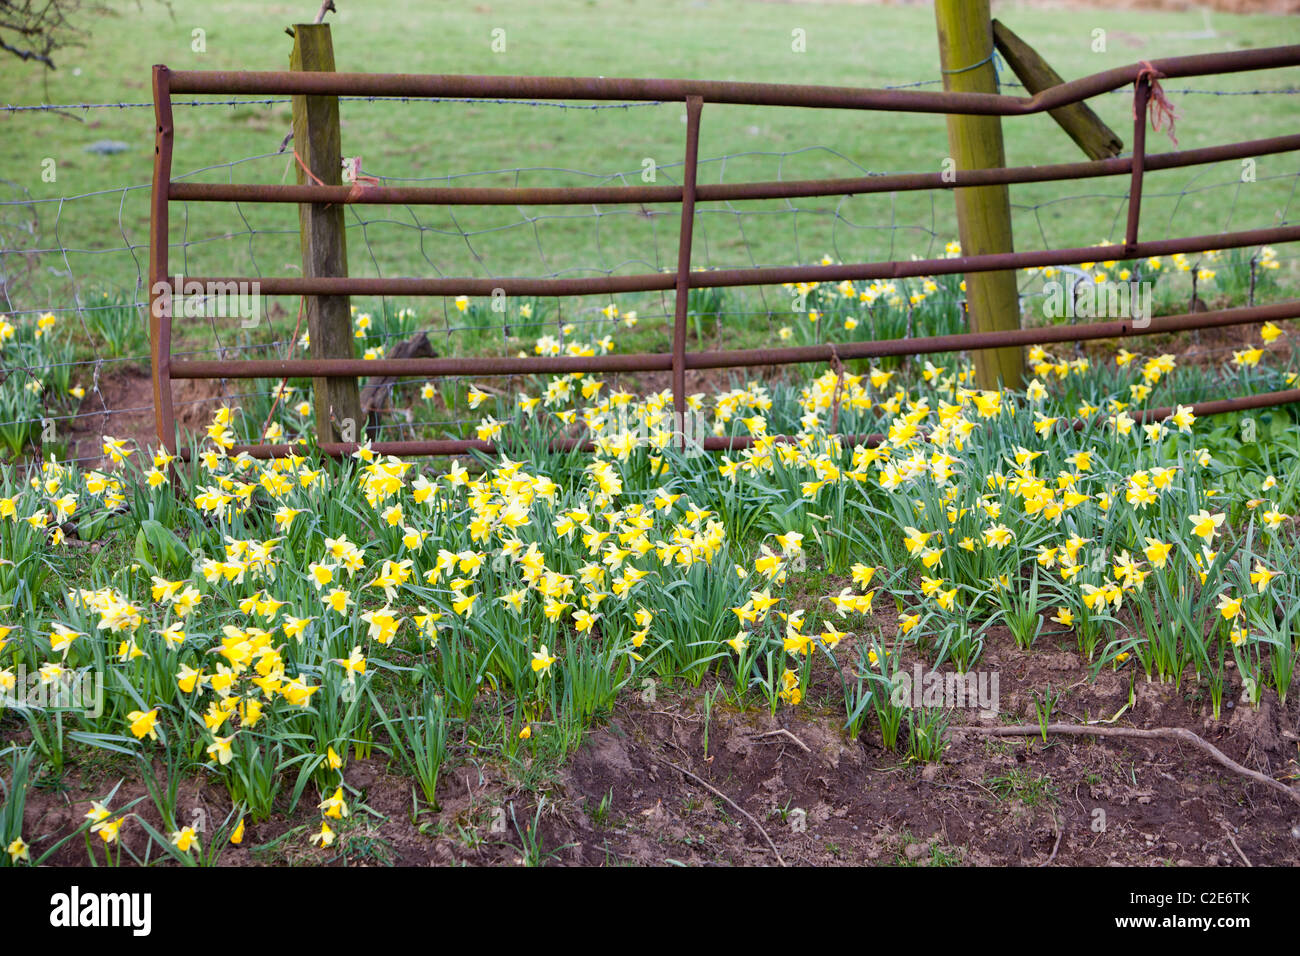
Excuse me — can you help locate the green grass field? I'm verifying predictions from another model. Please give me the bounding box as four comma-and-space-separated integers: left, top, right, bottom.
1, 0, 1298, 357
4, 4, 1300, 873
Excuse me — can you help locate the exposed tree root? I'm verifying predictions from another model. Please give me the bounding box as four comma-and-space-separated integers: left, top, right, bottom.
953, 723, 1300, 808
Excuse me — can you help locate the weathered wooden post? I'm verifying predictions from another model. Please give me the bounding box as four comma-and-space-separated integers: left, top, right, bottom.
290, 22, 363, 445
935, 0, 1024, 390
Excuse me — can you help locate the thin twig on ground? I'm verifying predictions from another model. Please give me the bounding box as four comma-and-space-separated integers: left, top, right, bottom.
652, 755, 786, 866
1039, 813, 1063, 867
1224, 830, 1253, 867
750, 729, 812, 753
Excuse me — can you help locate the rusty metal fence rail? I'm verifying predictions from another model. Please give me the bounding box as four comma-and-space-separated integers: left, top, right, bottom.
148, 45, 1300, 458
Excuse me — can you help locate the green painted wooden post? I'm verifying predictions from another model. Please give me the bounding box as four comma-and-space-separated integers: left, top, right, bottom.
935, 0, 1024, 391
290, 23, 363, 444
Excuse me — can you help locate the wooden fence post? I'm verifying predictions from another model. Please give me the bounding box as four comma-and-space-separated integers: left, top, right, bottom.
935, 0, 1024, 391
290, 22, 363, 445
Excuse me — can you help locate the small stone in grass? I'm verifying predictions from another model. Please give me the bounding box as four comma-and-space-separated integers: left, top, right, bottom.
84, 141, 130, 155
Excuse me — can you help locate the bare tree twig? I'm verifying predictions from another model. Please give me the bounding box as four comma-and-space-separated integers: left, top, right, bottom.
0, 35, 55, 67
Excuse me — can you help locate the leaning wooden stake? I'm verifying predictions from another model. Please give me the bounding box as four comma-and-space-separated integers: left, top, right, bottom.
934, 0, 1024, 390
360, 331, 437, 438
290, 22, 363, 445
992, 20, 1123, 161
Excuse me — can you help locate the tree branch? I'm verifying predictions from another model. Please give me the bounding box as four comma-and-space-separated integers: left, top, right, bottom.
0, 34, 55, 67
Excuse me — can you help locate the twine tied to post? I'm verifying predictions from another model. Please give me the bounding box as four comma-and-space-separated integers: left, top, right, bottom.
292, 148, 326, 186
1134, 60, 1178, 148
292, 150, 382, 205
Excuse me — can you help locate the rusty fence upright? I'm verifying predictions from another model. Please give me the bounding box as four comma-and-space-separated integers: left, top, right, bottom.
149, 44, 1300, 459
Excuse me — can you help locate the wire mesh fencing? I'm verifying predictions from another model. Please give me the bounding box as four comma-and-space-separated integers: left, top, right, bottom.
1, 68, 1299, 465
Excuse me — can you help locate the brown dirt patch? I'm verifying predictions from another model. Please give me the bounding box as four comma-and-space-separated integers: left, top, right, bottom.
14, 622, 1298, 867
64, 367, 229, 466
542, 627, 1299, 866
